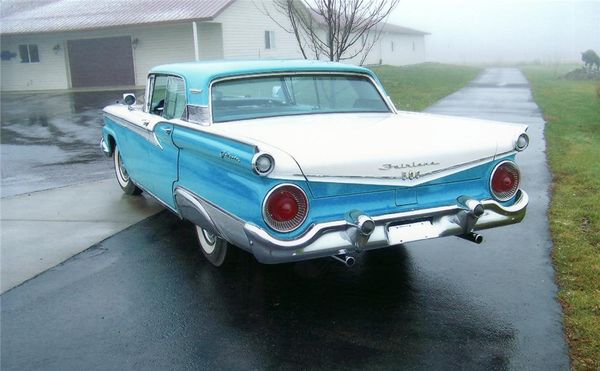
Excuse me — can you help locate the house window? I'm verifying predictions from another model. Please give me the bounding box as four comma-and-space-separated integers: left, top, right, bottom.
19, 44, 39, 63
391, 41, 394, 52
265, 31, 275, 49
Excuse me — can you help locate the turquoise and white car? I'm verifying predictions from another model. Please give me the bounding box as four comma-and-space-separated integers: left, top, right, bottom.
101, 60, 529, 267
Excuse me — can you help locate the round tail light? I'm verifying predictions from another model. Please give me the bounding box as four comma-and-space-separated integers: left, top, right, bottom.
490, 161, 520, 201
263, 184, 308, 232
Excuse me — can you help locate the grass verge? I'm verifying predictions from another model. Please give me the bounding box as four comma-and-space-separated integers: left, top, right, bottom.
371, 63, 481, 111
522, 65, 600, 370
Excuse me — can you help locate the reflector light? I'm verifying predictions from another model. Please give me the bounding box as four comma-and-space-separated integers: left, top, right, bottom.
254, 153, 274, 175
515, 133, 529, 151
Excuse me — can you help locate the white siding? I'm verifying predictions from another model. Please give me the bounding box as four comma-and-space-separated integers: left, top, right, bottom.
215, 0, 303, 60
343, 33, 426, 66
1, 34, 70, 90
376, 33, 426, 66
1, 23, 223, 91
197, 22, 224, 60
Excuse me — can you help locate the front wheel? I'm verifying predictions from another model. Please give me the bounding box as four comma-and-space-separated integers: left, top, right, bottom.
113, 145, 142, 195
196, 226, 229, 267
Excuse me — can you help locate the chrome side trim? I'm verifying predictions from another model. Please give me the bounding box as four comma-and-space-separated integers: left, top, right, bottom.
174, 188, 219, 235
104, 113, 162, 148
173, 187, 252, 252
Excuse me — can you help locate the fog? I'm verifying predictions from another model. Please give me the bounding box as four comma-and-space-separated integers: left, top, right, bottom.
389, 0, 600, 64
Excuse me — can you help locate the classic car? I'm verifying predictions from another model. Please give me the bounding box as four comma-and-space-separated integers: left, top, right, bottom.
101, 60, 529, 267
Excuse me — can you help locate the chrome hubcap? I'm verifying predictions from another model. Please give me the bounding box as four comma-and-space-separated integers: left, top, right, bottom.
197, 226, 217, 254
202, 229, 216, 245
117, 153, 129, 182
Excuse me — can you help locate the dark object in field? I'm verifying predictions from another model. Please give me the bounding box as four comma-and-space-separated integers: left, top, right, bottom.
563, 67, 600, 81
581, 49, 600, 70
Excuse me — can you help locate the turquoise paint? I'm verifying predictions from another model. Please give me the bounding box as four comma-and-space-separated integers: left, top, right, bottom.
104, 61, 522, 241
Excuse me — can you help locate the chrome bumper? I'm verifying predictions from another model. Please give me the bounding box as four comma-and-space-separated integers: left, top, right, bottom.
100, 138, 111, 157
244, 190, 529, 264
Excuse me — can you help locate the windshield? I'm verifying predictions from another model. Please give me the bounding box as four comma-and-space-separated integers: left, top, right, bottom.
211, 74, 390, 123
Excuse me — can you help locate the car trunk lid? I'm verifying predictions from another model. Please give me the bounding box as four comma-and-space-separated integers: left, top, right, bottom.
208, 112, 527, 198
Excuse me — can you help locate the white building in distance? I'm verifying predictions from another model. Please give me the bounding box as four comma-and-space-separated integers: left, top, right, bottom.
0, 0, 428, 92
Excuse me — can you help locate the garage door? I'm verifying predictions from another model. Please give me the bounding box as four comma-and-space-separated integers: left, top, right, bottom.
67, 36, 135, 88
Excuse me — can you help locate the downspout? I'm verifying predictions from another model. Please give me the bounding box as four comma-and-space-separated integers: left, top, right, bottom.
193, 21, 200, 61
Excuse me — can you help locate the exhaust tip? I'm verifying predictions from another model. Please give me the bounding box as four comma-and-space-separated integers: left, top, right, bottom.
332, 254, 356, 268
345, 256, 356, 267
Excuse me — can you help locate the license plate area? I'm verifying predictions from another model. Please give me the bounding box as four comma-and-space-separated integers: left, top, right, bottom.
386, 218, 436, 245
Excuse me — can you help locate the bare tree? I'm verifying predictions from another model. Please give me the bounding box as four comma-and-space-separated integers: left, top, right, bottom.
258, 0, 400, 64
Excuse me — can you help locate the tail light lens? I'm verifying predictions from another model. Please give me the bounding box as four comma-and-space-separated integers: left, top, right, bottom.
263, 184, 308, 232
490, 161, 520, 201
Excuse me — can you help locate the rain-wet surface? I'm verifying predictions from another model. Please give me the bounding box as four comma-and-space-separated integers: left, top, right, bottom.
0, 90, 141, 197
1, 69, 569, 369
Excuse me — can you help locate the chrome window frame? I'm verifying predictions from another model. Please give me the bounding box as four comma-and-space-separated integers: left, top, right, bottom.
146, 73, 188, 120
208, 71, 397, 125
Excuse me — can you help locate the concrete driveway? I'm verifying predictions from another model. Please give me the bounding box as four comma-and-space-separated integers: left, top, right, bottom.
0, 90, 140, 197
0, 69, 569, 369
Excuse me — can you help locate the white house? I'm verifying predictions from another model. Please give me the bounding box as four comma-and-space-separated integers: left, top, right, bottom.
0, 0, 428, 92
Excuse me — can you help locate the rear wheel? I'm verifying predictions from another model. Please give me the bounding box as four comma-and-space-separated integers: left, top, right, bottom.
114, 145, 142, 195
196, 226, 230, 267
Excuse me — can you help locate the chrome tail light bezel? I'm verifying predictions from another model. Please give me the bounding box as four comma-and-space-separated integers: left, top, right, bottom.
490, 160, 521, 201
262, 184, 309, 233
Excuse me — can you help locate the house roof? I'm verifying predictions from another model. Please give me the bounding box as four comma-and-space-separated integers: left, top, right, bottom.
380, 23, 429, 36
307, 7, 429, 36
0, 0, 235, 35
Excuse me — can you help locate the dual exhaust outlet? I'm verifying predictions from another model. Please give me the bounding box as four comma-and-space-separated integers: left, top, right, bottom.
331, 211, 375, 267
331, 196, 486, 267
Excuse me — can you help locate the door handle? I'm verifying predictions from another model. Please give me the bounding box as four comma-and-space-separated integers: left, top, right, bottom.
161, 127, 172, 135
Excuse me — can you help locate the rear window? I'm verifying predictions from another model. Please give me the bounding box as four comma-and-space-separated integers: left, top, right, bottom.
211, 74, 389, 123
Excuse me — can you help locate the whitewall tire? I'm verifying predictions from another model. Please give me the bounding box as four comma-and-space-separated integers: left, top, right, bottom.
196, 226, 229, 267
113, 145, 142, 195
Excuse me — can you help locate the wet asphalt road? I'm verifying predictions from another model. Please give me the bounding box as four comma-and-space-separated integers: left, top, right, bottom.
0, 90, 141, 197
1, 69, 569, 370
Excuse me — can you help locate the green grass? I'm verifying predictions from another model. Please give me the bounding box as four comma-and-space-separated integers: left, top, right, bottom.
522, 66, 600, 370
371, 63, 482, 111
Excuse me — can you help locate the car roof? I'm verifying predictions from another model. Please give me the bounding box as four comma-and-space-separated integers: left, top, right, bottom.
149, 60, 380, 105
151, 59, 373, 79
150, 59, 383, 105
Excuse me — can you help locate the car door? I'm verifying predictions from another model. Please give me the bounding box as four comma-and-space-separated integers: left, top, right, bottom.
131, 74, 181, 209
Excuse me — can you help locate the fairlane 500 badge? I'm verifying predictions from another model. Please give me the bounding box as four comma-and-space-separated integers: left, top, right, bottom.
379, 161, 440, 180
379, 161, 440, 170
220, 151, 240, 163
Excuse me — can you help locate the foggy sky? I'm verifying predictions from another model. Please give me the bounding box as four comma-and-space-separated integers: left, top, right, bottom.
389, 0, 600, 64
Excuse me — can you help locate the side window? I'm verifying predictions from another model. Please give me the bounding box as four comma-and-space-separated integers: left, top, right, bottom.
150, 75, 168, 115
19, 44, 39, 63
264, 31, 275, 49
163, 76, 186, 120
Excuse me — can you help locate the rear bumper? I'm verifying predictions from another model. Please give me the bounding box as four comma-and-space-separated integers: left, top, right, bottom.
244, 190, 529, 264
173, 187, 528, 265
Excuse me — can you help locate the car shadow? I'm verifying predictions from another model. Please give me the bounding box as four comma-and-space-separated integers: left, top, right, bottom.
171, 217, 516, 370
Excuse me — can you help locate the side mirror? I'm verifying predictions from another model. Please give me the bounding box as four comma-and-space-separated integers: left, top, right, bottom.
123, 93, 136, 106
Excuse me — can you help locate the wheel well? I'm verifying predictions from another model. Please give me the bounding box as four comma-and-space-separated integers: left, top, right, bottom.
107, 135, 116, 156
